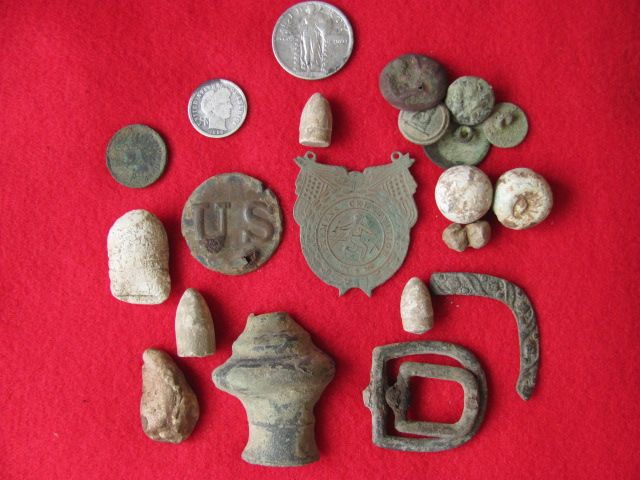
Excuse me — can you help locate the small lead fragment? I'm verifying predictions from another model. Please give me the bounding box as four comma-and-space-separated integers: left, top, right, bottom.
175, 288, 216, 357
400, 277, 434, 334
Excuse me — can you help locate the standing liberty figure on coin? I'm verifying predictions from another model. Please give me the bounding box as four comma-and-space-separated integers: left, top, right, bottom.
200, 88, 232, 131
299, 6, 326, 73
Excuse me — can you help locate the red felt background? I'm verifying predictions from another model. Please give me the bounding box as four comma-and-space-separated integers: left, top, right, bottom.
1, 1, 639, 478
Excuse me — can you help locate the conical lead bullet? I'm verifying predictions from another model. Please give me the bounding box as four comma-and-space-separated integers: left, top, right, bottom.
400, 277, 434, 334
299, 93, 332, 147
175, 288, 216, 357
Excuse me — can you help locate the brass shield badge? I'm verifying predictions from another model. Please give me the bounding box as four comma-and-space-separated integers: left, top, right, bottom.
293, 152, 418, 296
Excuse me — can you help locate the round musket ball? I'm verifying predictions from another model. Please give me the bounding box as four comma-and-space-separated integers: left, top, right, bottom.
493, 168, 553, 229
435, 166, 493, 224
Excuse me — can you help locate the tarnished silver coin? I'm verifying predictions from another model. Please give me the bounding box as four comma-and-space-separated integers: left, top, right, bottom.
423, 123, 490, 169
445, 76, 495, 126
106, 124, 167, 188
181, 173, 282, 275
188, 79, 247, 138
272, 1, 354, 80
482, 102, 529, 148
398, 104, 450, 145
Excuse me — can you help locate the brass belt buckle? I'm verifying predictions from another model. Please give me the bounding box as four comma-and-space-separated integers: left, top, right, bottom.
363, 341, 487, 452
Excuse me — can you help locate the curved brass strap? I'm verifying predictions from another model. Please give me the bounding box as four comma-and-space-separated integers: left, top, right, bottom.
429, 272, 540, 400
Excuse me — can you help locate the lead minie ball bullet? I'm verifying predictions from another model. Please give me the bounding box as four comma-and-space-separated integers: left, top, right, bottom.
107, 209, 170, 304
175, 288, 216, 357
299, 93, 332, 147
400, 277, 434, 334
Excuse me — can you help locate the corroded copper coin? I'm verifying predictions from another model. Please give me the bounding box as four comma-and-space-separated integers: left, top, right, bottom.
106, 124, 167, 188
181, 174, 282, 275
379, 54, 448, 111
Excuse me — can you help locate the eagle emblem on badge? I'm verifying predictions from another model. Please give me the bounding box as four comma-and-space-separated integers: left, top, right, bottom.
293, 151, 418, 296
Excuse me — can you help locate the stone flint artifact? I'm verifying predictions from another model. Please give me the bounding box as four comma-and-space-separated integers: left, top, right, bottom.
107, 209, 170, 304
299, 93, 332, 147
293, 151, 418, 296
181, 173, 283, 275
106, 124, 167, 188
379, 54, 448, 111
400, 277, 434, 334
272, 1, 354, 80
363, 341, 487, 452
429, 272, 540, 400
493, 168, 553, 230
140, 349, 200, 444
175, 288, 215, 357
212, 312, 335, 466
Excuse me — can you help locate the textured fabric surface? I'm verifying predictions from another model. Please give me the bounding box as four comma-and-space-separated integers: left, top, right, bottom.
1, 1, 639, 478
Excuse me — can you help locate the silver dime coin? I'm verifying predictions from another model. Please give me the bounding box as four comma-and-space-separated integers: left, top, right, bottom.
106, 124, 167, 188
398, 104, 450, 145
188, 79, 247, 138
272, 1, 354, 80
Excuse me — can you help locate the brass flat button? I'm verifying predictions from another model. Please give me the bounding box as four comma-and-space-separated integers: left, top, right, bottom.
482, 102, 529, 148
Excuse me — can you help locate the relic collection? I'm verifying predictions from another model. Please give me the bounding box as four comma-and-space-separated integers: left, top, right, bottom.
104, 0, 554, 467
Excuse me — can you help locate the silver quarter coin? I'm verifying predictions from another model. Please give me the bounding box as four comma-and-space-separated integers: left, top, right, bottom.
188, 79, 247, 138
106, 124, 167, 188
398, 104, 450, 145
272, 1, 354, 80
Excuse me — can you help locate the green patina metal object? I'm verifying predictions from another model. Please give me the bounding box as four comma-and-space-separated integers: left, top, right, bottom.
293, 151, 418, 296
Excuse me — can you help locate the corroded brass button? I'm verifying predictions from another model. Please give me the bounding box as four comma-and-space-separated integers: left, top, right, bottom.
445, 76, 495, 126
181, 174, 282, 275
482, 102, 529, 148
379, 54, 448, 111
423, 123, 490, 168
398, 104, 450, 145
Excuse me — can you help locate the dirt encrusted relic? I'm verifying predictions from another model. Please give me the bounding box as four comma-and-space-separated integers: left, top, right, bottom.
140, 349, 199, 444
293, 151, 418, 296
181, 173, 283, 275
212, 312, 335, 467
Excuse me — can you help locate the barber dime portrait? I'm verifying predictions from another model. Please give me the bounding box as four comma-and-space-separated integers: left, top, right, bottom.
188, 79, 247, 138
272, 1, 354, 80
293, 152, 418, 296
